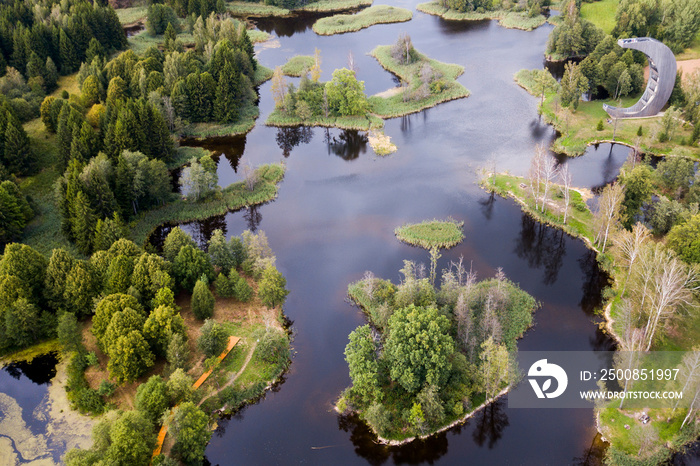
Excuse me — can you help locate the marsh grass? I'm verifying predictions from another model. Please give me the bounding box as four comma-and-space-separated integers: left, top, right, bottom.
116, 5, 148, 25
266, 111, 376, 130
281, 55, 315, 77
369, 45, 470, 118
312, 5, 412, 35
514, 69, 699, 158
130, 164, 285, 246
297, 0, 372, 12
394, 219, 465, 249
248, 29, 271, 43
227, 1, 291, 16
416, 2, 546, 31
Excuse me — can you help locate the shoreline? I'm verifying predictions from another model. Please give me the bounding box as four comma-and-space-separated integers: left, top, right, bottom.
416, 2, 547, 31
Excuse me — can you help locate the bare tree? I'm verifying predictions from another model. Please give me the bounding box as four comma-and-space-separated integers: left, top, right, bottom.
643, 250, 698, 351
681, 383, 700, 430
558, 162, 572, 223
362, 270, 375, 299
528, 144, 545, 211
614, 300, 644, 408
347, 50, 357, 73
611, 222, 651, 296
540, 152, 557, 213
593, 183, 624, 252
241, 162, 258, 191
675, 348, 700, 412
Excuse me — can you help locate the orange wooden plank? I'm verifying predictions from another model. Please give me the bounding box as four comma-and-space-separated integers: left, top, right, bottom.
152, 423, 168, 457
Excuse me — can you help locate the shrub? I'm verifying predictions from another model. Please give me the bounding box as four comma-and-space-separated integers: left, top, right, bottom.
596, 119, 604, 131
97, 380, 116, 397
197, 319, 227, 357
214, 273, 235, 298
234, 275, 253, 302
255, 328, 289, 366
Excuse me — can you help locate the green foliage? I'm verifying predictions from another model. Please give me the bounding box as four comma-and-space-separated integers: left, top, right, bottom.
102, 308, 146, 355
312, 5, 413, 35
648, 197, 686, 235
170, 402, 211, 464
167, 368, 193, 404
655, 156, 695, 199
97, 380, 115, 397
255, 327, 290, 366
44, 249, 75, 311
92, 293, 144, 342
143, 305, 186, 356
345, 324, 380, 404
0, 243, 47, 300
560, 62, 589, 110
325, 68, 370, 117
163, 226, 196, 263
0, 181, 33, 246
234, 273, 253, 302
619, 164, 654, 228
258, 265, 289, 309
208, 229, 236, 275
666, 213, 700, 263
107, 329, 155, 384
385, 304, 454, 393
135, 375, 169, 425
174, 245, 214, 291
147, 5, 179, 36
597, 119, 604, 131
192, 277, 215, 320
166, 332, 190, 372
57, 313, 83, 354
197, 319, 227, 357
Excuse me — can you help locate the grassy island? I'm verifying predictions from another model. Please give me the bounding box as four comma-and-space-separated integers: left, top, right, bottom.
227, 0, 372, 17
338, 238, 538, 443
394, 219, 465, 249
514, 69, 700, 158
416, 2, 546, 31
281, 56, 316, 77
368, 41, 470, 118
312, 5, 413, 36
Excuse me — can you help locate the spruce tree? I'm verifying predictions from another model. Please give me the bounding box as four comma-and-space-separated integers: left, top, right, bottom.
70, 190, 97, 255
45, 57, 58, 91
214, 62, 240, 123
191, 276, 215, 320
3, 116, 31, 175
59, 29, 78, 73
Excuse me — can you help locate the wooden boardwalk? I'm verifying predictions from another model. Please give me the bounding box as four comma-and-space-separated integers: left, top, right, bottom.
152, 335, 240, 459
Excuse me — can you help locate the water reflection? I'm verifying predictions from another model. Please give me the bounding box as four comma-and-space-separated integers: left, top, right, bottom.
471, 397, 510, 449
514, 214, 567, 285
571, 432, 606, 466
243, 204, 263, 232
325, 130, 367, 160
276, 126, 313, 157
3, 352, 58, 385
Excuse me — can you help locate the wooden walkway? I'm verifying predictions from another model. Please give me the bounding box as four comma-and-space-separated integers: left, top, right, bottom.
152, 335, 240, 458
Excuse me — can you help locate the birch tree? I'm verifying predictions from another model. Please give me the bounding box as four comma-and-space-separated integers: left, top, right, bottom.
558, 162, 572, 223
528, 144, 544, 211
611, 222, 650, 295
540, 149, 557, 213
270, 66, 287, 110
675, 348, 700, 412
594, 183, 624, 252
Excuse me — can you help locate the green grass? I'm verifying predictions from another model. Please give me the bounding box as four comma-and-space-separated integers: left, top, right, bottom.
248, 29, 271, 43
266, 111, 377, 130
514, 69, 700, 158
416, 2, 546, 31
0, 339, 60, 363
580, 0, 618, 34
281, 55, 315, 77
180, 101, 260, 139
115, 5, 148, 25
394, 219, 465, 249
368, 45, 470, 118
312, 5, 412, 35
127, 29, 195, 56
482, 173, 596, 246
130, 163, 285, 246
20, 118, 82, 257
227, 1, 291, 16
297, 0, 372, 12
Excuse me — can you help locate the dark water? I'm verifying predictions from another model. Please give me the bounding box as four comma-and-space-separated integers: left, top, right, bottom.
155, 3, 638, 463
0, 352, 58, 436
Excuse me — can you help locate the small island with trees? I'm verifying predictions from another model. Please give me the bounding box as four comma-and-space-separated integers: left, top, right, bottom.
337, 220, 538, 442
416, 0, 548, 31
312, 5, 413, 36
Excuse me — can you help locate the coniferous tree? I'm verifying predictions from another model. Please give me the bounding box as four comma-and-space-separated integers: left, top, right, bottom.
191, 276, 215, 320
59, 29, 79, 73
70, 190, 97, 255
44, 248, 76, 311
214, 62, 241, 123
3, 115, 31, 175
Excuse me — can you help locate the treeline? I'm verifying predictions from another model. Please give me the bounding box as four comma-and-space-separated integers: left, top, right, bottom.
0, 0, 125, 122
342, 261, 536, 438
40, 14, 259, 254
55, 227, 288, 466
438, 0, 550, 17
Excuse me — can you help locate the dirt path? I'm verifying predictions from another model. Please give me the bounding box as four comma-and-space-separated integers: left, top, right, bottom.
197, 341, 258, 408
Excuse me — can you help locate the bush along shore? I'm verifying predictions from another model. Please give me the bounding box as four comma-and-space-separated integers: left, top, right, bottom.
480, 139, 700, 461
416, 2, 547, 31
227, 0, 372, 17
312, 5, 413, 36
337, 225, 538, 442
265, 34, 470, 140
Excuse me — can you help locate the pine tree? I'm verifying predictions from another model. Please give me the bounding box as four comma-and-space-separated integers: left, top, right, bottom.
63, 260, 99, 317
191, 276, 215, 320
44, 248, 76, 312
59, 29, 78, 73
44, 57, 58, 91
3, 116, 32, 175
214, 62, 240, 123
26, 52, 45, 80
70, 190, 97, 255
85, 38, 104, 64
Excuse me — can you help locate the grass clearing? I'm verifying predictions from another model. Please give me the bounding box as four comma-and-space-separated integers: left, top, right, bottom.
394, 219, 465, 249
580, 0, 618, 34
297, 0, 372, 12
514, 69, 700, 157
368, 45, 470, 118
281, 55, 315, 77
312, 5, 412, 35
481, 172, 597, 247
677, 31, 700, 61
130, 163, 285, 246
416, 2, 546, 31
115, 5, 148, 25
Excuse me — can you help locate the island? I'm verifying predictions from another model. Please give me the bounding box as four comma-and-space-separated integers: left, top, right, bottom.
337, 220, 538, 442
416, 1, 547, 31
312, 5, 413, 36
